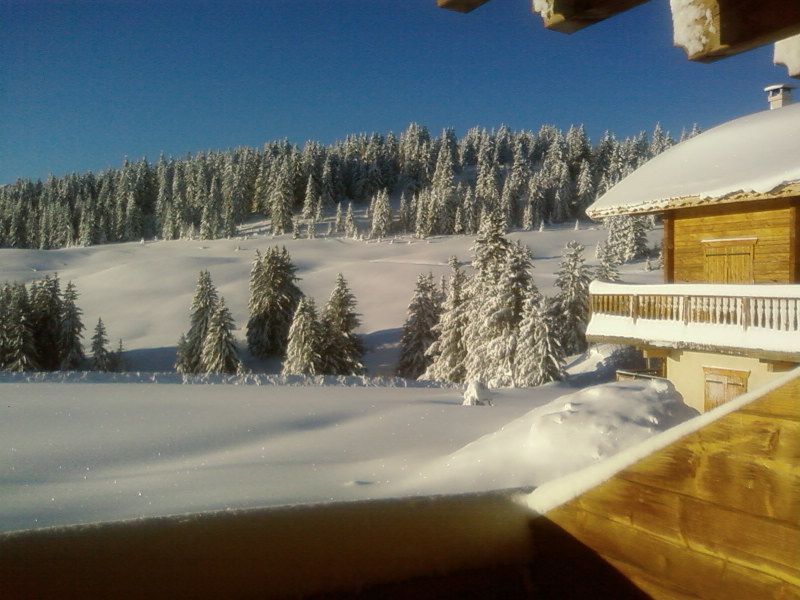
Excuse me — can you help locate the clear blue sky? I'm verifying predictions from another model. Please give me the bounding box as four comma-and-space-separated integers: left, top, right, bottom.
0, 0, 790, 183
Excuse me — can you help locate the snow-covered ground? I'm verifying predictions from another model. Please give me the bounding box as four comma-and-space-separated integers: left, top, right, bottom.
1, 223, 688, 533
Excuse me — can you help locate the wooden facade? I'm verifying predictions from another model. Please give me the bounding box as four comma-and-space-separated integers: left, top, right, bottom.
542, 371, 800, 599
662, 197, 800, 284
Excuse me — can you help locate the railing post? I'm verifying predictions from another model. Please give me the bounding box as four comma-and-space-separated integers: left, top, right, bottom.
742, 296, 750, 331
682, 295, 689, 325
630, 294, 638, 324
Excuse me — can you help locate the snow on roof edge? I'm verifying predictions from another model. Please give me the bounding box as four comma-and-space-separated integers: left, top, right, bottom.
524, 366, 800, 515
586, 103, 800, 219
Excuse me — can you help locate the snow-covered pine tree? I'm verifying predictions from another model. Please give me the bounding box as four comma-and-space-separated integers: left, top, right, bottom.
2, 284, 38, 372
199, 176, 223, 239
176, 270, 219, 374
319, 274, 364, 376
334, 202, 344, 234
369, 189, 391, 239
553, 241, 592, 355
344, 202, 358, 239
200, 297, 241, 374
302, 172, 321, 219
29, 274, 63, 370
269, 158, 294, 235
246, 247, 303, 359
282, 297, 323, 376
423, 256, 468, 383
396, 272, 441, 379
515, 296, 566, 386
594, 240, 621, 282
59, 281, 85, 370
91, 318, 112, 372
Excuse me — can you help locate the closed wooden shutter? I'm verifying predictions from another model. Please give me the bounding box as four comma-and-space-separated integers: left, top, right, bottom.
703, 367, 749, 411
702, 239, 755, 284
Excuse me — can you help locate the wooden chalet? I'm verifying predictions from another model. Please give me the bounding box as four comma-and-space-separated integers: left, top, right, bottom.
585, 98, 800, 413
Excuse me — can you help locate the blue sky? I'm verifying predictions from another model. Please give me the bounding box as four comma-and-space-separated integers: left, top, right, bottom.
0, 0, 790, 183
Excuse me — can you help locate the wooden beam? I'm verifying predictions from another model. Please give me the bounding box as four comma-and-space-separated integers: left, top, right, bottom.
672, 0, 800, 62
774, 35, 800, 79
437, 0, 492, 13
533, 0, 650, 34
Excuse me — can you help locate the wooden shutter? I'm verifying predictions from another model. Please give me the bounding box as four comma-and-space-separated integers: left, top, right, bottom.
703, 367, 749, 411
702, 239, 756, 284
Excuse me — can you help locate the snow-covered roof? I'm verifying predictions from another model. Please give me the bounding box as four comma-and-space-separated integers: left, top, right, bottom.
586, 102, 800, 219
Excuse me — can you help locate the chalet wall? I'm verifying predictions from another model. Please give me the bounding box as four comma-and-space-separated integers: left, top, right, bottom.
665, 350, 790, 413
670, 199, 799, 284
544, 370, 800, 599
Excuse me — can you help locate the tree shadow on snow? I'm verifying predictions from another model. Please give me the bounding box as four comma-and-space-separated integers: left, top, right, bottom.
362, 328, 402, 377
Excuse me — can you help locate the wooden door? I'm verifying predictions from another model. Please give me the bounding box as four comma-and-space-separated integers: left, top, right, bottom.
703, 367, 749, 411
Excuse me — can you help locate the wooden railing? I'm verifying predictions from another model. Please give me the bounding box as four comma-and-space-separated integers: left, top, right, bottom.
591, 286, 800, 333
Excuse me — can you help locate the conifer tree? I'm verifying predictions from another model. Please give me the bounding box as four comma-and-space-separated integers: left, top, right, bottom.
30, 274, 63, 370
334, 202, 344, 234
200, 297, 241, 374
594, 241, 621, 282
320, 274, 364, 376
344, 202, 358, 239
515, 297, 566, 386
369, 189, 391, 239
176, 270, 219, 374
91, 318, 112, 372
396, 273, 441, 379
59, 281, 85, 370
270, 159, 294, 235
423, 257, 469, 383
282, 297, 323, 376
554, 241, 592, 355
3, 284, 38, 372
246, 247, 303, 359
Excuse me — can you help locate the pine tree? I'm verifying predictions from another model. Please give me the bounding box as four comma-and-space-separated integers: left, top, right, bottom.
344, 202, 358, 239
594, 241, 621, 282
396, 273, 441, 379
515, 297, 565, 386
246, 247, 303, 359
59, 281, 85, 370
334, 202, 344, 234
200, 297, 241, 374
270, 159, 294, 235
282, 297, 323, 376
423, 257, 468, 383
554, 241, 592, 355
30, 274, 63, 370
91, 318, 112, 372
369, 189, 392, 239
3, 284, 38, 372
199, 176, 223, 239
320, 274, 364, 375
176, 270, 219, 374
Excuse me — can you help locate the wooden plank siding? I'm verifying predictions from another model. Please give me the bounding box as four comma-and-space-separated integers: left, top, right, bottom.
670, 199, 800, 284
543, 373, 800, 599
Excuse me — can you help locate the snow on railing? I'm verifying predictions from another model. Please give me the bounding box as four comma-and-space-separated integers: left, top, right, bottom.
587, 282, 800, 356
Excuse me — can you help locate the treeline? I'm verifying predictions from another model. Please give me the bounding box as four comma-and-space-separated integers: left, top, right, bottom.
173, 247, 365, 376
0, 122, 695, 249
0, 275, 122, 372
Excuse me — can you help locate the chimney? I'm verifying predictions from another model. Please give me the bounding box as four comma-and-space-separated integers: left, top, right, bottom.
764, 84, 795, 109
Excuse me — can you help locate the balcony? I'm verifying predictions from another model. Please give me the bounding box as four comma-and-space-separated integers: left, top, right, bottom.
587, 281, 800, 361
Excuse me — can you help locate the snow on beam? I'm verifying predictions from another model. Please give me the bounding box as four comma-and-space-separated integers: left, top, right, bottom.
437, 0, 492, 13
532, 0, 649, 34
671, 0, 800, 62
775, 34, 800, 79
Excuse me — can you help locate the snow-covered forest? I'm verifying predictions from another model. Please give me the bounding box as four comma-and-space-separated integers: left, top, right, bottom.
0, 122, 692, 249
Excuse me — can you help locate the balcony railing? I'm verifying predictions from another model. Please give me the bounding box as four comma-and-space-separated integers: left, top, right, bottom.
587, 282, 800, 359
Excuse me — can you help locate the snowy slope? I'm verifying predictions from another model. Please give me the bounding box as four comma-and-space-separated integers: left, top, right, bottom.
0, 222, 661, 375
